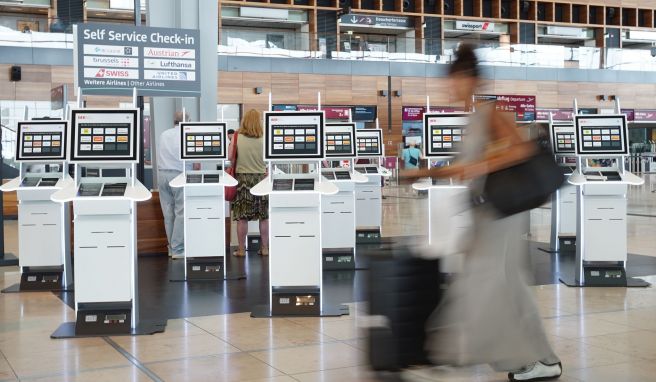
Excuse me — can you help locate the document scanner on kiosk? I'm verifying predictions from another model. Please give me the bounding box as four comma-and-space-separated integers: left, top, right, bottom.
0, 120, 73, 293
321, 123, 367, 271
51, 108, 166, 337
561, 113, 648, 287
250, 111, 348, 317
168, 122, 239, 281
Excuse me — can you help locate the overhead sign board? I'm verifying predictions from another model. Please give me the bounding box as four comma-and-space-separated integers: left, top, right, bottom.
475, 94, 536, 121
403, 106, 465, 121
634, 109, 656, 122
75, 23, 200, 96
536, 108, 574, 121
339, 14, 412, 28
455, 20, 495, 32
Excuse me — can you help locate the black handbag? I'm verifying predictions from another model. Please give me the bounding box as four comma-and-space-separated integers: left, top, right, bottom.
409, 156, 419, 166
481, 144, 565, 217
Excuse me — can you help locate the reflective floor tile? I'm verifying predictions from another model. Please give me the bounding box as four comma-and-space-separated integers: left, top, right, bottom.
249, 342, 366, 374
24, 365, 151, 382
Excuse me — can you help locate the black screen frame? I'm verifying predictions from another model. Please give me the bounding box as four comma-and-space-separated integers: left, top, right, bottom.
264, 111, 325, 160
574, 114, 628, 156
324, 122, 357, 158
70, 108, 140, 162
15, 120, 68, 162
355, 129, 384, 158
179, 122, 227, 160
422, 112, 470, 158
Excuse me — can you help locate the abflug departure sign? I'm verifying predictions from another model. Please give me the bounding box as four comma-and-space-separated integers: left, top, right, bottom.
75, 23, 201, 97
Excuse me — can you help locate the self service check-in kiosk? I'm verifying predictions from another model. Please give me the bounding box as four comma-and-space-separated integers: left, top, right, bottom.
250, 111, 347, 317
168, 122, 239, 281
0, 120, 73, 293
412, 113, 471, 269
560, 112, 648, 287
321, 123, 367, 270
51, 108, 166, 337
354, 129, 391, 244
544, 119, 578, 253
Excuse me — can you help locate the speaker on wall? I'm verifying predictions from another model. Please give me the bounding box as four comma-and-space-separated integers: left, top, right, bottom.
10, 66, 21, 82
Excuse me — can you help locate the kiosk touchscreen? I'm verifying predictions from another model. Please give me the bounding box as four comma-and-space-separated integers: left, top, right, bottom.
51, 108, 165, 337
0, 120, 72, 293
321, 123, 367, 270
354, 129, 391, 243
250, 111, 347, 317
545, 121, 578, 253
413, 113, 471, 270
168, 122, 238, 281
562, 114, 647, 287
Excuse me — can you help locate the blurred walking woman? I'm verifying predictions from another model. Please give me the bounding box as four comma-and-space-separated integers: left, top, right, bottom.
231, 109, 269, 257
425, 45, 561, 381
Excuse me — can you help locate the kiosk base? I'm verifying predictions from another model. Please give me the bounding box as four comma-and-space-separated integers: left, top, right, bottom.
322, 249, 356, 271
539, 236, 576, 254
559, 266, 650, 288
169, 256, 246, 282
2, 267, 72, 293
251, 304, 349, 318
186, 257, 224, 280
247, 235, 261, 252
357, 228, 382, 244
50, 320, 167, 339
0, 252, 18, 267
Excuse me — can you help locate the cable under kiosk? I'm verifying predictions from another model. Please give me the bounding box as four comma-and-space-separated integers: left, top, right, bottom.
51, 108, 167, 337
1, 120, 73, 293
168, 122, 242, 281
321, 122, 368, 271
250, 110, 349, 317
354, 129, 391, 244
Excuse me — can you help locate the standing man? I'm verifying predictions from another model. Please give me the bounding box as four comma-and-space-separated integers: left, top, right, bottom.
157, 111, 189, 259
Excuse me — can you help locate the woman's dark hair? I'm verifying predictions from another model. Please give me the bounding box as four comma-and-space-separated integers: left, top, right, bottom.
449, 44, 479, 78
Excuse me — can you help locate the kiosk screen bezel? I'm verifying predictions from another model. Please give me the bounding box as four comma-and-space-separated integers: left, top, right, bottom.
264, 111, 325, 160
574, 114, 628, 156
70, 108, 140, 162
15, 120, 68, 162
355, 129, 384, 158
550, 122, 576, 155
324, 122, 357, 158
179, 122, 227, 160
422, 113, 469, 157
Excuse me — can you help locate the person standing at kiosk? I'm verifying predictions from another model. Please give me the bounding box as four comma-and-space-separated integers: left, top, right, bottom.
402, 142, 422, 169
232, 109, 269, 257
158, 112, 189, 259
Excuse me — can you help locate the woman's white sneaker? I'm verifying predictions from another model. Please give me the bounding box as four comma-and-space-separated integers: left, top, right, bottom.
508, 362, 562, 381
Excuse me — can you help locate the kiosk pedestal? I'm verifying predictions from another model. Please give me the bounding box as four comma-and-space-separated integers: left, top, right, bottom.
547, 180, 577, 253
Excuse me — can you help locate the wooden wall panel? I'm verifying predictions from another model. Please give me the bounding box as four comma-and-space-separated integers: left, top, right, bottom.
218, 71, 244, 103
271, 73, 300, 104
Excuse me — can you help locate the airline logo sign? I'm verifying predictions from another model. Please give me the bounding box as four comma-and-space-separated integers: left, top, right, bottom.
455, 21, 495, 32
76, 23, 200, 96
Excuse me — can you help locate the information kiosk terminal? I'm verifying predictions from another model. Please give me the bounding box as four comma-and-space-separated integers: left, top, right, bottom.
250, 111, 347, 317
321, 123, 367, 270
545, 120, 578, 252
51, 108, 166, 337
412, 113, 471, 271
168, 122, 238, 280
354, 129, 391, 243
0, 120, 73, 293
562, 113, 648, 287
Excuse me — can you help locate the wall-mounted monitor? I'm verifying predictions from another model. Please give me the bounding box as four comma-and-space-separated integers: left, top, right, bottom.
324, 122, 356, 158
15, 120, 68, 162
574, 114, 628, 156
423, 113, 469, 157
180, 122, 227, 160
264, 111, 325, 160
70, 109, 139, 162
550, 122, 576, 154
355, 129, 383, 157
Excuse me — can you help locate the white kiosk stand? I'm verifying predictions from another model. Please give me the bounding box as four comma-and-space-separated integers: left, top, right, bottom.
51, 108, 166, 337
250, 110, 348, 317
1, 120, 73, 293
561, 111, 648, 287
168, 122, 242, 281
543, 118, 578, 253
354, 129, 391, 244
412, 113, 471, 271
321, 122, 367, 270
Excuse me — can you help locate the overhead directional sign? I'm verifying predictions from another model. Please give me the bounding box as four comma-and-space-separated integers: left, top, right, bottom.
75, 23, 200, 96
339, 14, 412, 28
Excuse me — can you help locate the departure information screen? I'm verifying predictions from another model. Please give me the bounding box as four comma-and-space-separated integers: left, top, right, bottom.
423, 113, 469, 157
575, 115, 628, 156
550, 123, 576, 154
180, 122, 226, 160
355, 129, 383, 157
324, 123, 356, 158
265, 111, 324, 160
16, 121, 67, 161
71, 109, 139, 162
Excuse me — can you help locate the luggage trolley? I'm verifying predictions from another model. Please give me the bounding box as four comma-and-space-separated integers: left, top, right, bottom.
321, 122, 368, 270
561, 110, 648, 287
250, 110, 348, 317
1, 120, 73, 293
51, 108, 167, 337
354, 129, 391, 244
168, 122, 242, 281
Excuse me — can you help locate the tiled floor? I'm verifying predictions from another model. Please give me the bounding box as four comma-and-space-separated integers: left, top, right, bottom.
0, 178, 655, 381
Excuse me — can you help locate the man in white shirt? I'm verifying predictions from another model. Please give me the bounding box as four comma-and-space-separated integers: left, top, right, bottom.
157, 111, 189, 259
